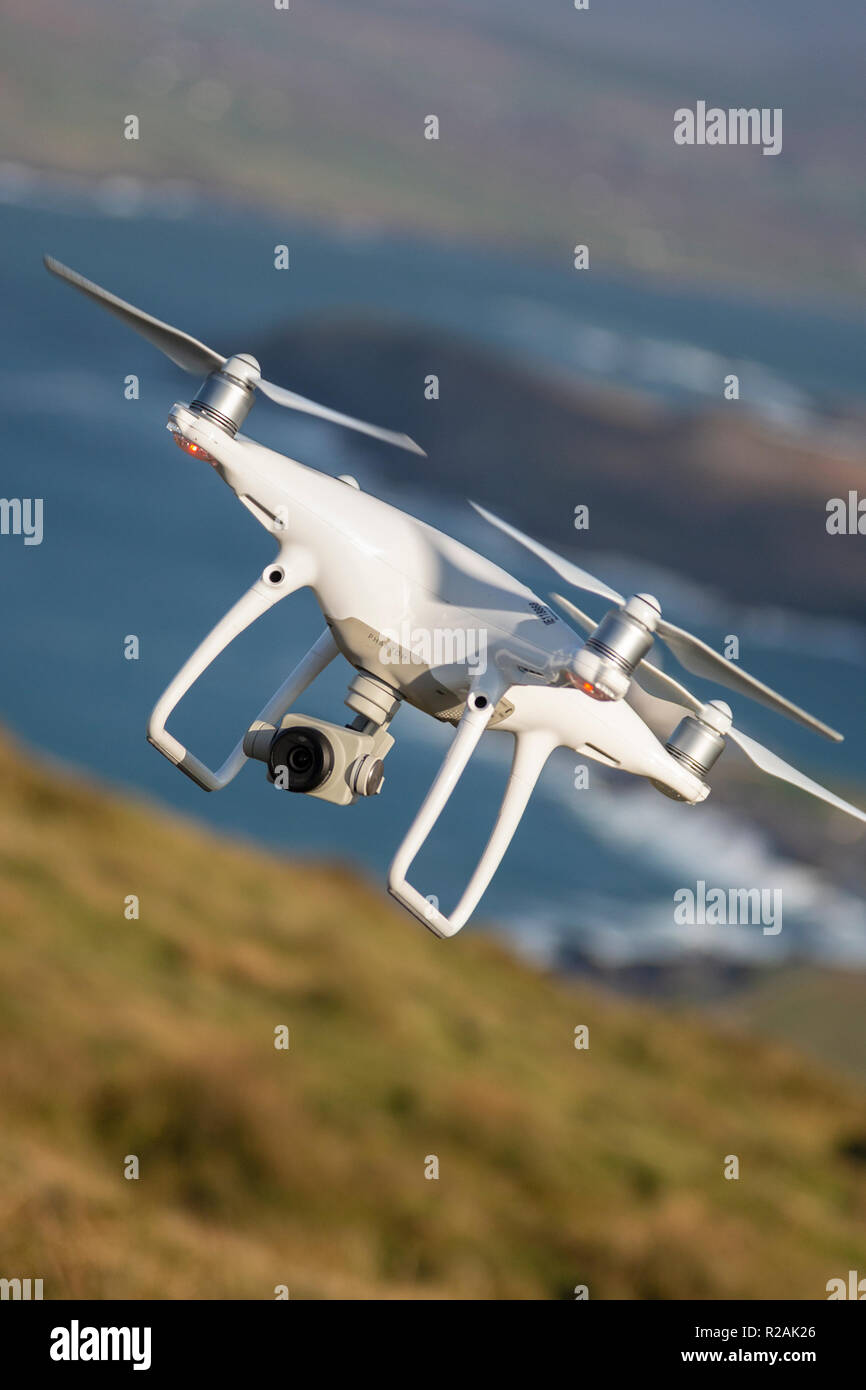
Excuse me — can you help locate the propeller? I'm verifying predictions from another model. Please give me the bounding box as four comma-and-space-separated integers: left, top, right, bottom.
472, 502, 842, 742
550, 594, 865, 824
43, 256, 425, 456
470, 502, 623, 605
726, 725, 866, 824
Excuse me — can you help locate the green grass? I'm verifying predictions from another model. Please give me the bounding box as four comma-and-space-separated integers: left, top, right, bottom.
719, 966, 866, 1087
1, 729, 865, 1299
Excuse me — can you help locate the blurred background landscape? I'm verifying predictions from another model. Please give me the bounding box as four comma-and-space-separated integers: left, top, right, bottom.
0, 0, 864, 1298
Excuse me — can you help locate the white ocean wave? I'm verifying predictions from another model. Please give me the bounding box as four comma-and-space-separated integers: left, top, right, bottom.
491, 294, 814, 428
506, 762, 866, 966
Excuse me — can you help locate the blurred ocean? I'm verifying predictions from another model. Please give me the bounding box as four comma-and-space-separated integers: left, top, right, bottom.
1, 186, 864, 969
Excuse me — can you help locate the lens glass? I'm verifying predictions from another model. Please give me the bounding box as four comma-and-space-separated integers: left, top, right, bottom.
269, 726, 334, 793
288, 745, 314, 775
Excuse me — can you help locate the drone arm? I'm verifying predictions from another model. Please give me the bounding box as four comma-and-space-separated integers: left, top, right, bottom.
388, 706, 554, 938
146, 550, 328, 791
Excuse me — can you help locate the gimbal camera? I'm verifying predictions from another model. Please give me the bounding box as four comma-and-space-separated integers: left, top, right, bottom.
243, 670, 396, 806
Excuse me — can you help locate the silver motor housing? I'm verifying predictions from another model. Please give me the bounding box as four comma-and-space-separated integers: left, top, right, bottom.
651, 700, 731, 801
572, 593, 660, 700
189, 354, 260, 436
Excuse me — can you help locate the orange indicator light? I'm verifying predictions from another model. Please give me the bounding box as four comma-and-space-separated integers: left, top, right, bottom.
173, 434, 216, 465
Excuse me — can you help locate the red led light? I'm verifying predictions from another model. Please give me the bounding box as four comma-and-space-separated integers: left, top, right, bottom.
566, 671, 612, 702
173, 434, 216, 465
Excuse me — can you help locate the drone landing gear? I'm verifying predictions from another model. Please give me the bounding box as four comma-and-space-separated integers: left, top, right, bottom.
147, 551, 337, 791
388, 692, 557, 939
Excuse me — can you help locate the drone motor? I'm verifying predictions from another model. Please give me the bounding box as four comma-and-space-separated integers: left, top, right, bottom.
572, 593, 660, 701
189, 354, 261, 437
652, 699, 732, 801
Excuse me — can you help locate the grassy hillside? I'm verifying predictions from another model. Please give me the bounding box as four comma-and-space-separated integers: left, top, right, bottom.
719, 967, 866, 1088
1, 729, 865, 1300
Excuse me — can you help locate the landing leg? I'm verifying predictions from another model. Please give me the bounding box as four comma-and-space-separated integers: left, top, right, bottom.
388, 693, 555, 937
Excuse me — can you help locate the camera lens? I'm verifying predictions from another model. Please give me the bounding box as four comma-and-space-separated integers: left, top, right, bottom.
268, 727, 334, 793
287, 745, 314, 776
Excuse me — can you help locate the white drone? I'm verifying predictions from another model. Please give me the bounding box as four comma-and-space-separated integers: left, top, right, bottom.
45, 256, 866, 938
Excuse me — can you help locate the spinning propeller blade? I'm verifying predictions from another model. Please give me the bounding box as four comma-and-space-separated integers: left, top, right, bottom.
476, 505, 841, 741
547, 592, 596, 636
653, 617, 841, 742
257, 377, 426, 455
625, 685, 866, 826
44, 255, 224, 376
470, 503, 623, 605
44, 256, 425, 455
550, 623, 865, 825
555, 599, 865, 821
727, 726, 866, 824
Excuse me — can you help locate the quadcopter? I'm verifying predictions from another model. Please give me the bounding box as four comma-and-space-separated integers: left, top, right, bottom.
45, 256, 866, 938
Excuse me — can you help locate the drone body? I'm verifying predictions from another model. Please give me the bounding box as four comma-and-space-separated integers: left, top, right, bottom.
156, 397, 713, 935
44, 257, 866, 939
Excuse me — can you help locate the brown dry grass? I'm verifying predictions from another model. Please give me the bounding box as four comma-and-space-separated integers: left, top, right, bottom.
1, 730, 865, 1299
